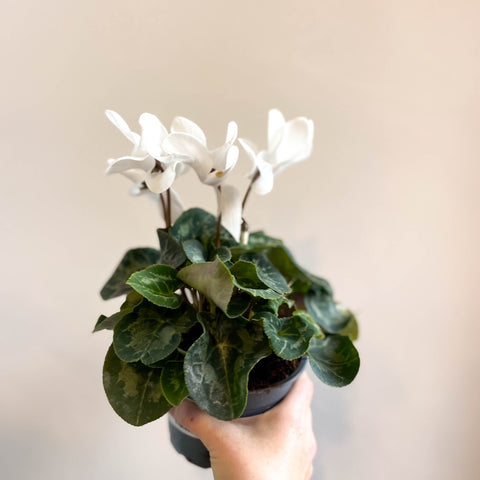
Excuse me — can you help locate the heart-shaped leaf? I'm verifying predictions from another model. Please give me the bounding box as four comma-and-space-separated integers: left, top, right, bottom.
308, 335, 360, 387
240, 252, 290, 294
230, 231, 282, 257
94, 291, 143, 332
100, 248, 159, 300
305, 288, 352, 333
184, 313, 271, 420
262, 311, 321, 360
103, 345, 171, 426
170, 208, 237, 248
182, 239, 206, 263
212, 245, 232, 263
160, 354, 188, 406
157, 229, 186, 268
267, 246, 332, 295
226, 292, 251, 318
337, 306, 359, 341
127, 265, 183, 309
113, 302, 196, 365
178, 258, 234, 313
230, 260, 282, 299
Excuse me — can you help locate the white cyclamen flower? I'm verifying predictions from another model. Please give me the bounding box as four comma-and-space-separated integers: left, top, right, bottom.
105, 110, 181, 194
238, 109, 314, 195
163, 117, 239, 186
217, 185, 242, 242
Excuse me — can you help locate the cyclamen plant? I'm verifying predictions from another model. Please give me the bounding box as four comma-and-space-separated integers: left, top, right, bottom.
96, 108, 360, 425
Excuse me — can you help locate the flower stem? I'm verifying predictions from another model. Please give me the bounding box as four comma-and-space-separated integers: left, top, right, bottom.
241, 169, 260, 212
215, 185, 222, 248
159, 194, 168, 222
166, 188, 172, 229
155, 160, 172, 229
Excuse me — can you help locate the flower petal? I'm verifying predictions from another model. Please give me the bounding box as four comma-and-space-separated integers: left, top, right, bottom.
121, 169, 147, 186
267, 109, 285, 152
145, 162, 178, 194
252, 153, 274, 195
274, 117, 314, 172
105, 110, 140, 146
171, 117, 207, 146
225, 121, 238, 145
218, 185, 242, 242
106, 155, 155, 175
238, 138, 260, 176
163, 133, 212, 181
225, 144, 239, 171
204, 146, 239, 186
139, 113, 168, 159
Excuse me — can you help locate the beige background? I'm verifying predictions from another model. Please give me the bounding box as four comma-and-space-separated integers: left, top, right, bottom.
1, 1, 479, 479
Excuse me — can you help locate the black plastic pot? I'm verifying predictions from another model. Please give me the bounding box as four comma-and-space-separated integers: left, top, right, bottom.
168, 356, 308, 468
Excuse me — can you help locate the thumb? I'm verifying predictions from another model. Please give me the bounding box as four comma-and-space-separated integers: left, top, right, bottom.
170, 399, 223, 447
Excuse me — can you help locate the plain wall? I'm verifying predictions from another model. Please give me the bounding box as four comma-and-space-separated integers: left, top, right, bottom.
1, 1, 479, 479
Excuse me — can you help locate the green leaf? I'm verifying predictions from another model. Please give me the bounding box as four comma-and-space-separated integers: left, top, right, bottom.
213, 246, 232, 263
337, 308, 359, 341
100, 248, 160, 300
157, 229, 186, 268
170, 208, 237, 248
305, 288, 352, 333
127, 265, 183, 309
261, 311, 321, 360
182, 239, 206, 263
184, 313, 271, 420
230, 231, 282, 257
248, 231, 283, 247
113, 302, 196, 365
94, 291, 144, 332
161, 354, 188, 406
226, 292, 251, 318
240, 252, 290, 294
178, 258, 234, 313
103, 344, 171, 426
308, 335, 360, 387
94, 312, 124, 332
267, 246, 332, 294
230, 260, 282, 300
262, 297, 295, 316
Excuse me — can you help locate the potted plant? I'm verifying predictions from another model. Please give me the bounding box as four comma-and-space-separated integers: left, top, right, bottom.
95, 108, 360, 467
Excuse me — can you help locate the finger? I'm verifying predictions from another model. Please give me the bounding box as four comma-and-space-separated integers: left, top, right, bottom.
170, 399, 216, 437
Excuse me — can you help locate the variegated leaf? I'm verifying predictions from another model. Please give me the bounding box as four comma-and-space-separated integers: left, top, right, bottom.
113, 302, 196, 365
305, 288, 352, 332
170, 208, 237, 247
94, 291, 143, 332
262, 311, 321, 360
127, 265, 183, 309
267, 246, 332, 294
240, 252, 290, 294
157, 229, 186, 268
103, 345, 171, 426
100, 248, 159, 300
230, 260, 282, 300
308, 335, 360, 387
184, 313, 271, 420
160, 355, 188, 406
182, 239, 206, 263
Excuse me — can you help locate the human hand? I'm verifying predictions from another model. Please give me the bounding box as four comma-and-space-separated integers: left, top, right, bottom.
170, 372, 317, 480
